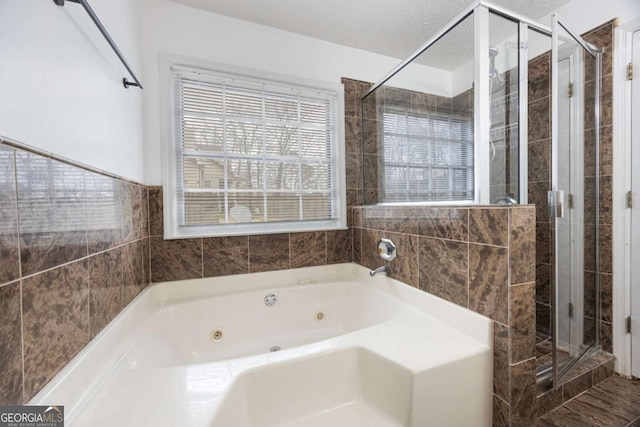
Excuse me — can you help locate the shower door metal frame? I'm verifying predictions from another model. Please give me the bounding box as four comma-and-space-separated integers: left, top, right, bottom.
551, 13, 603, 386
555, 47, 587, 359
518, 22, 529, 204
474, 5, 491, 204
362, 0, 552, 205
361, 3, 602, 388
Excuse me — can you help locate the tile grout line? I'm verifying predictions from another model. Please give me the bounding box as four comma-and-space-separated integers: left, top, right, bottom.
324, 230, 328, 266
17, 237, 148, 283
245, 236, 250, 274
353, 223, 510, 249
416, 233, 421, 290
11, 147, 26, 404
466, 210, 470, 310
84, 174, 91, 343
11, 148, 22, 281
507, 210, 512, 363
87, 257, 92, 344
144, 188, 151, 285
556, 402, 598, 423
0, 279, 21, 290
19, 279, 25, 404
628, 416, 640, 427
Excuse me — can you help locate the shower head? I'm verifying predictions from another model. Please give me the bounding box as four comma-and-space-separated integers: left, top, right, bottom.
488, 46, 503, 83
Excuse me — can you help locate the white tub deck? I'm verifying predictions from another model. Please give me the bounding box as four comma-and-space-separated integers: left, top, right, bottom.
30, 263, 493, 427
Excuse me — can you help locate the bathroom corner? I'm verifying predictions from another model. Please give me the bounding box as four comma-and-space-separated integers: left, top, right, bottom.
0, 142, 151, 404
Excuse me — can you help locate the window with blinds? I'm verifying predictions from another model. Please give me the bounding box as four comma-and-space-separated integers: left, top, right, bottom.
382, 107, 473, 203
163, 62, 345, 238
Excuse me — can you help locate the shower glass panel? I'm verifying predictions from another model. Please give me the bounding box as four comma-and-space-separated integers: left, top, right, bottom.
488, 12, 520, 204
551, 17, 600, 383
361, 14, 475, 205
361, 2, 602, 389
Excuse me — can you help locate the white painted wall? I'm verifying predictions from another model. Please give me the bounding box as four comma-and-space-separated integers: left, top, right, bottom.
141, 0, 452, 185
542, 0, 640, 32
7, 0, 630, 185
0, 0, 144, 182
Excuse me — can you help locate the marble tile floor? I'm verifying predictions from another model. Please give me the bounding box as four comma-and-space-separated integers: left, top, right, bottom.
538, 375, 640, 426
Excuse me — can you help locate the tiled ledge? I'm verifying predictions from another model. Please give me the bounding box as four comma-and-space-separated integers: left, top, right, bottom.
351, 204, 538, 427
536, 350, 616, 417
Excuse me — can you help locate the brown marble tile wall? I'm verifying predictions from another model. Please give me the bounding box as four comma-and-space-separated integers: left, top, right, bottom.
582, 20, 615, 354
147, 187, 353, 283
352, 204, 537, 427
0, 139, 151, 405
0, 281, 22, 405
344, 77, 373, 206
528, 51, 554, 339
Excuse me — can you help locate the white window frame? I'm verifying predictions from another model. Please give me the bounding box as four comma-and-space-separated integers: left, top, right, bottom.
160, 54, 347, 239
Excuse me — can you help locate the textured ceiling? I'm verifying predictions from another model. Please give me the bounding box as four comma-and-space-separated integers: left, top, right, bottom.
170, 0, 570, 70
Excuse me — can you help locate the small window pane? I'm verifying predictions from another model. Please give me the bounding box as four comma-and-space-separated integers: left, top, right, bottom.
265, 125, 297, 156
266, 162, 299, 190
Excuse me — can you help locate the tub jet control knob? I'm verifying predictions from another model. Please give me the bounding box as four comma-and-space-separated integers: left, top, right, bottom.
264, 293, 277, 306
377, 238, 397, 261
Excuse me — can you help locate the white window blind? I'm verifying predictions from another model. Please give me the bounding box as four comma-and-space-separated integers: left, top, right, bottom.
164, 63, 345, 238
382, 107, 474, 203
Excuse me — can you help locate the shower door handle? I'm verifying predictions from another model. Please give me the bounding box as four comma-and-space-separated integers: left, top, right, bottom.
548, 190, 565, 218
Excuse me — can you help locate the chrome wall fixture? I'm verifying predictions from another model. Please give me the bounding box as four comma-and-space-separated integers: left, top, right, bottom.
53, 0, 143, 89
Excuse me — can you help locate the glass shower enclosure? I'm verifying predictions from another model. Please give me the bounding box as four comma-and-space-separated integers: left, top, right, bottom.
360, 0, 602, 387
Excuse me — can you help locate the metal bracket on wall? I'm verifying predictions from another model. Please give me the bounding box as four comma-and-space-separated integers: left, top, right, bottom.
52, 0, 143, 89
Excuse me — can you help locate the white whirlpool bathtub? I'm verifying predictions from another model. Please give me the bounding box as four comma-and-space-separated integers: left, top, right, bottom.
30, 263, 493, 427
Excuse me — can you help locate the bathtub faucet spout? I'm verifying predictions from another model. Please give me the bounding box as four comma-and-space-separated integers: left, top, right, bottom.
369, 265, 390, 276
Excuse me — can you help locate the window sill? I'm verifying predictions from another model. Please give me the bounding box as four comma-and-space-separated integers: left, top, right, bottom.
163, 219, 348, 240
